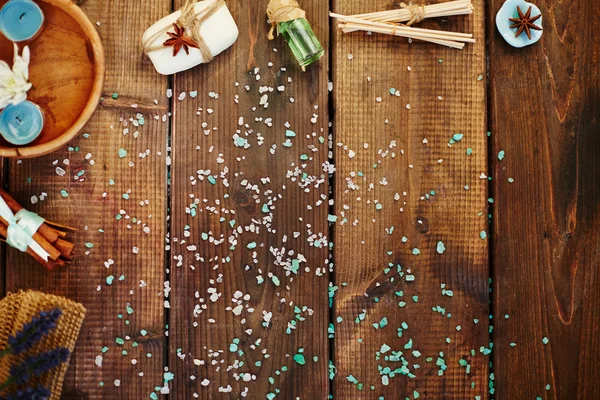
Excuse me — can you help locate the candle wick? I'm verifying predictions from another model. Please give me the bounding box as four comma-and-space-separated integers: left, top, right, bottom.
19, 12, 27, 21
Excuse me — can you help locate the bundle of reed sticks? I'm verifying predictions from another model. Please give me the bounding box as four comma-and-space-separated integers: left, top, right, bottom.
0, 189, 74, 270
331, 0, 475, 49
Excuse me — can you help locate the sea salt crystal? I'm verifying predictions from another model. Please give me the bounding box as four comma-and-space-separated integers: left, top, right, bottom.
232, 305, 243, 315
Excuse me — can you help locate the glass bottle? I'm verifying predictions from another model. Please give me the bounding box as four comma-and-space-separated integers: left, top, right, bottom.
278, 18, 324, 69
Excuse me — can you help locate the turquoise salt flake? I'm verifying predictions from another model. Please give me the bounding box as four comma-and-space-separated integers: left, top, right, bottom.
293, 353, 306, 365
118, 148, 127, 158
234, 137, 248, 147
436, 241, 446, 254
498, 150, 505, 160
285, 129, 296, 137
164, 372, 174, 382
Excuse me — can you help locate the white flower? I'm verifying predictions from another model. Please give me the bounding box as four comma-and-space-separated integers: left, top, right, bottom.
0, 44, 32, 109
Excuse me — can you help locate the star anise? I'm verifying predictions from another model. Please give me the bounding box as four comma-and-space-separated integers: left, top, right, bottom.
508, 6, 542, 40
163, 23, 199, 56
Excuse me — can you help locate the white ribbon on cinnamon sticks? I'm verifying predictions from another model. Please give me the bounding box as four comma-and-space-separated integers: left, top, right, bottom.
0, 196, 49, 261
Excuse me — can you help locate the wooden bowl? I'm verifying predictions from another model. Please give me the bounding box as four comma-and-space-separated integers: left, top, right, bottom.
0, 0, 104, 158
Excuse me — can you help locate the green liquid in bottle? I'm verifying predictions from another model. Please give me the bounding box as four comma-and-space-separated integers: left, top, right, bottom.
278, 18, 324, 68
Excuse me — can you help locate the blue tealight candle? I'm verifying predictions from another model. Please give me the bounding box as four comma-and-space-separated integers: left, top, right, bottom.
0, 0, 44, 42
0, 101, 44, 145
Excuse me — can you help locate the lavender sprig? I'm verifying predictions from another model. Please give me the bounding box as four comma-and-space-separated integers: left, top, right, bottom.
0, 309, 62, 358
0, 385, 50, 400
0, 347, 70, 392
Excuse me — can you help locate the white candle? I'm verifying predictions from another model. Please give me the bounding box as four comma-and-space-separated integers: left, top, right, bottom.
142, 0, 238, 75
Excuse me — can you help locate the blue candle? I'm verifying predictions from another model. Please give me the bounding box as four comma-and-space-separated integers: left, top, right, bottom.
0, 0, 44, 42
0, 100, 43, 145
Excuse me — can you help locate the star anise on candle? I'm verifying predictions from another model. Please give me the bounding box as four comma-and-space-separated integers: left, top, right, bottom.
163, 23, 200, 56
508, 6, 542, 40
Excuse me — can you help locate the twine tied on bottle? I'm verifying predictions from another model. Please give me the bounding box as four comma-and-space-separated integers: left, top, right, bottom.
398, 2, 426, 26
266, 0, 306, 40
142, 0, 225, 62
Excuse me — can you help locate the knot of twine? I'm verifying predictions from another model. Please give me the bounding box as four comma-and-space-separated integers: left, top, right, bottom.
266, 0, 306, 40
143, 0, 225, 62
399, 2, 426, 26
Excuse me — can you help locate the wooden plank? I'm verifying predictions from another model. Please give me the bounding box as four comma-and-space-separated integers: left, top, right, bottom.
168, 0, 330, 398
331, 0, 489, 398
4, 0, 170, 398
489, 1, 600, 398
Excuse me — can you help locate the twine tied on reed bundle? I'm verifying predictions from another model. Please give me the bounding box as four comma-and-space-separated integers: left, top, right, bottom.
398, 2, 426, 25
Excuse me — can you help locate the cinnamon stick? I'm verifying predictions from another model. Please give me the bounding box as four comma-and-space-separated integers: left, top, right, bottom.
55, 238, 75, 260
0, 226, 66, 270
0, 188, 75, 270
0, 216, 61, 261
0, 188, 67, 243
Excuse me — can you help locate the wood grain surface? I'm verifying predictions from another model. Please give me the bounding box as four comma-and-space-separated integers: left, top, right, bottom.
0, 0, 598, 398
489, 0, 600, 398
168, 0, 330, 398
3, 0, 169, 398
331, 0, 489, 398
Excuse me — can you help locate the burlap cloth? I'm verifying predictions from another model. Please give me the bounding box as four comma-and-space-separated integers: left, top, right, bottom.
0, 290, 86, 399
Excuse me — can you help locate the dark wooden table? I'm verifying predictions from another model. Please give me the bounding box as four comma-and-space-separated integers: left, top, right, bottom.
1, 0, 598, 398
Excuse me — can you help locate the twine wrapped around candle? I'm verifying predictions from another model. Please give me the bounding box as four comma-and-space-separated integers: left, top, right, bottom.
143, 0, 225, 62
399, 2, 426, 26
266, 0, 306, 40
